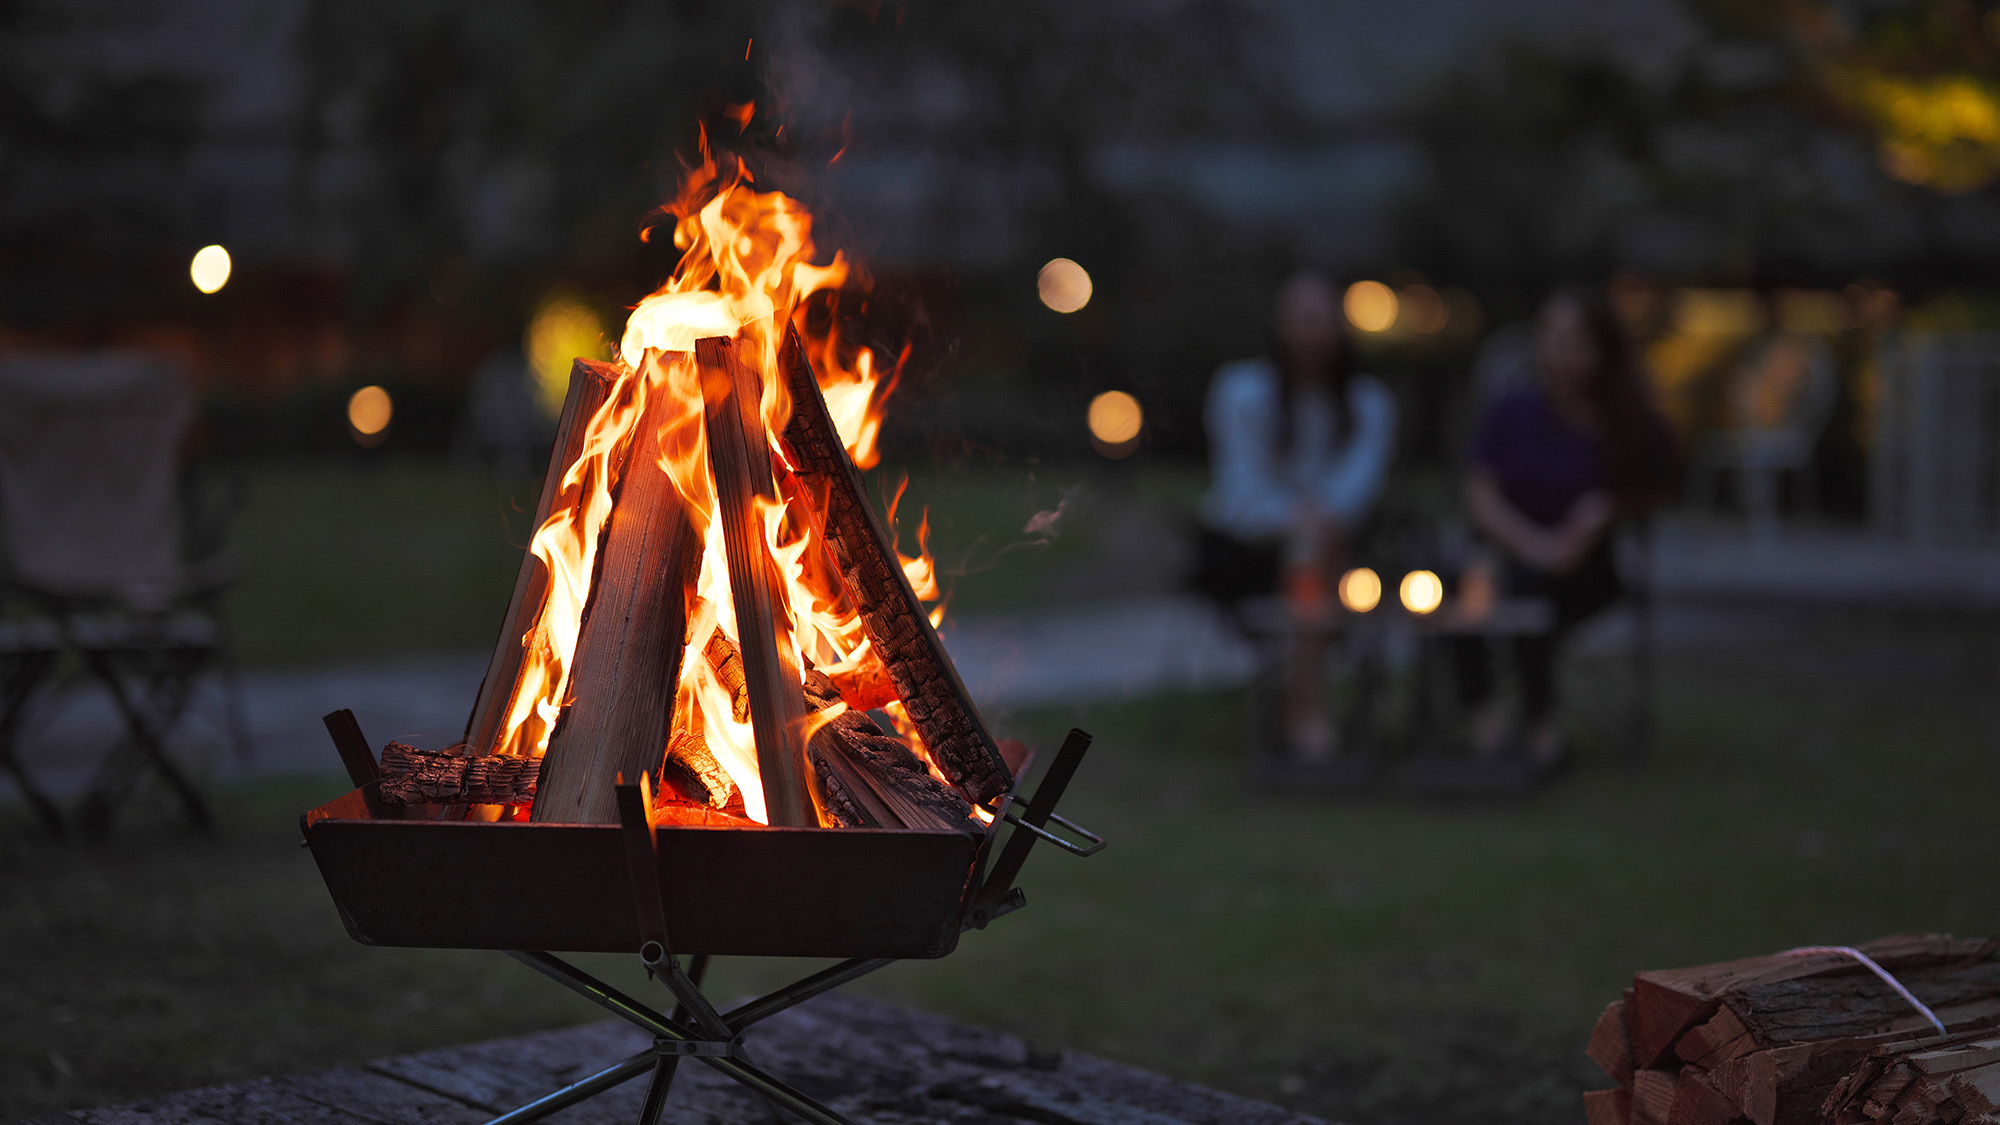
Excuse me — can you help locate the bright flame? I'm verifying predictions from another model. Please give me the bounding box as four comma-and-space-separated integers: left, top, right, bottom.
1344, 280, 1397, 333
191, 245, 231, 294
1399, 570, 1443, 615
348, 385, 392, 436
1338, 567, 1381, 613
1038, 258, 1093, 313
491, 137, 941, 825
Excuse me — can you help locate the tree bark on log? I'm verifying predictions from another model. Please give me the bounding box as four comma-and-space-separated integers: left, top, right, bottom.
378, 742, 538, 806
777, 328, 1012, 806
661, 703, 734, 809
805, 670, 976, 833
465, 359, 617, 755
530, 370, 703, 825
698, 334, 816, 828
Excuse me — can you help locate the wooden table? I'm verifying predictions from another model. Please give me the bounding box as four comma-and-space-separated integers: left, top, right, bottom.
18, 993, 1324, 1125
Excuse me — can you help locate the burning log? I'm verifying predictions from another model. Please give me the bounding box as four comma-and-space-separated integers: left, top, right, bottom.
377, 742, 537, 806
464, 359, 616, 755
705, 629, 750, 723
804, 671, 975, 833
530, 371, 704, 825
778, 329, 1012, 806
661, 703, 734, 809
824, 654, 898, 712
1583, 935, 2000, 1125
698, 334, 816, 828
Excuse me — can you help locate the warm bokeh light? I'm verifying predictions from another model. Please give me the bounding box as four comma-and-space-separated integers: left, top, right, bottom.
347, 385, 393, 441
1399, 569, 1443, 615
1398, 284, 1449, 334
190, 245, 231, 294
1338, 567, 1382, 613
1087, 390, 1142, 458
524, 297, 609, 420
1343, 280, 1398, 332
1038, 258, 1093, 313
1087, 391, 1142, 444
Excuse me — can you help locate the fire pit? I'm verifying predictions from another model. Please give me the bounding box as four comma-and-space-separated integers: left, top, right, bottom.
299, 147, 1103, 1124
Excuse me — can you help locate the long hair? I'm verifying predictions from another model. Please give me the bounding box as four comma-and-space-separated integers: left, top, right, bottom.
1271, 274, 1355, 454
1551, 284, 1679, 511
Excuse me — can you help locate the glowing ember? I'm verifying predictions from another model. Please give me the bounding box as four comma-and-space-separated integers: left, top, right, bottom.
490, 136, 940, 826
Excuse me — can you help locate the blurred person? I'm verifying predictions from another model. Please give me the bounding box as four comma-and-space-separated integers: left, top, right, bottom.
1456, 286, 1677, 766
1197, 270, 1398, 760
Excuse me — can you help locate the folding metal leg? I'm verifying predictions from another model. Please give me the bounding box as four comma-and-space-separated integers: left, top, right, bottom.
76, 644, 212, 834
475, 734, 1100, 1125
501, 950, 860, 1125
0, 647, 62, 835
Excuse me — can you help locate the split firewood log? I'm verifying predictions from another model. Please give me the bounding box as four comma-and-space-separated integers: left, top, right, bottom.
378, 742, 537, 806
1630, 935, 2000, 1068
1587, 936, 2000, 1125
1590, 994, 1637, 1086
531, 364, 704, 825
659, 702, 734, 810
705, 630, 750, 723
778, 328, 1012, 806
698, 335, 815, 828
802, 669, 977, 833
465, 359, 616, 755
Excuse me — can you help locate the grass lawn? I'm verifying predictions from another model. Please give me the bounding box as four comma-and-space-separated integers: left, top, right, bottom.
219, 453, 1205, 666
5, 605, 1999, 1123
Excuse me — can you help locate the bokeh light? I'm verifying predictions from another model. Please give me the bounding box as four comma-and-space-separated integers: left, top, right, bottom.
1087, 390, 1143, 457
347, 385, 393, 446
1338, 567, 1382, 613
1038, 258, 1093, 313
1398, 284, 1449, 334
190, 245, 231, 294
524, 297, 610, 419
1343, 280, 1398, 332
1399, 569, 1443, 614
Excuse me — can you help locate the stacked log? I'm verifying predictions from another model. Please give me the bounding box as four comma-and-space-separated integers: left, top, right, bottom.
419, 335, 1010, 829
1584, 935, 2000, 1125
378, 742, 537, 807
778, 328, 1012, 807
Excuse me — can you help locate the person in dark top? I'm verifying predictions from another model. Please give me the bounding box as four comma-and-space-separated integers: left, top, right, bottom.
1457, 286, 1677, 766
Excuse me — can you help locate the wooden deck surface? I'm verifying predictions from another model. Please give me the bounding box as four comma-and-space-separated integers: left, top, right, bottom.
18, 993, 1323, 1124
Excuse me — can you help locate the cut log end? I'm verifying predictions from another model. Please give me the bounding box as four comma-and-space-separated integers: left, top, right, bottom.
378, 742, 537, 806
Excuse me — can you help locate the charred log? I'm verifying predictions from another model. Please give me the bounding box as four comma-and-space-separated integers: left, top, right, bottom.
778, 330, 1012, 806
378, 742, 537, 806
661, 703, 734, 809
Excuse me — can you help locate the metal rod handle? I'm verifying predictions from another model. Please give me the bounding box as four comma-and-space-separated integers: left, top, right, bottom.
999, 809, 1105, 857
483, 1048, 656, 1125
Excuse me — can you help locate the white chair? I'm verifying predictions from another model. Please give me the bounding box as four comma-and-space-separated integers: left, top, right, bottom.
0, 351, 247, 835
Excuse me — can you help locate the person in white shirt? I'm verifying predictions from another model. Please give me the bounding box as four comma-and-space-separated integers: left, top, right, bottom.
1197, 270, 1398, 760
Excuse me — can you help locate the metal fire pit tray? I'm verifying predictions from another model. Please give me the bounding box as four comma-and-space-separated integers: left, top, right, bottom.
299, 717, 1101, 1125
302, 800, 981, 959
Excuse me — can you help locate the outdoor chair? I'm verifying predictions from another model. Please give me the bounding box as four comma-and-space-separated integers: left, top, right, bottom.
0, 350, 247, 836
1687, 332, 1836, 542
1396, 517, 1655, 794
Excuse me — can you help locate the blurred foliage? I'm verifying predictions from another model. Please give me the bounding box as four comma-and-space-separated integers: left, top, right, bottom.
1796, 0, 2000, 193
293, 0, 761, 325
1398, 0, 2000, 295
0, 0, 209, 325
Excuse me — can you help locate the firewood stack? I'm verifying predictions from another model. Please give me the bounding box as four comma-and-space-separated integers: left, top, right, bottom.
366, 329, 1011, 831
1584, 934, 2000, 1125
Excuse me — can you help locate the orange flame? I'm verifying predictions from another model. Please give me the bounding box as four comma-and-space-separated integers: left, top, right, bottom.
493, 137, 945, 824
